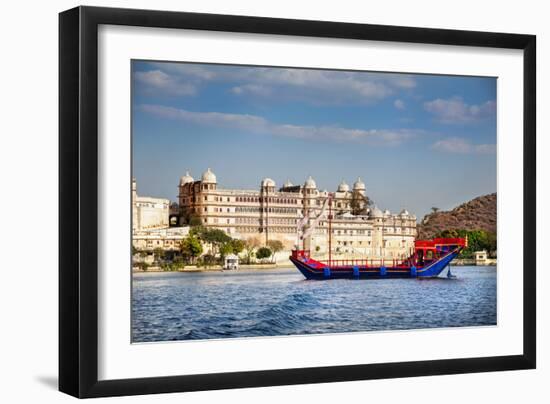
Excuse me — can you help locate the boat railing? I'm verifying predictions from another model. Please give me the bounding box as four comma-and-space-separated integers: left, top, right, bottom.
326, 258, 416, 268
291, 249, 310, 260
293, 245, 463, 268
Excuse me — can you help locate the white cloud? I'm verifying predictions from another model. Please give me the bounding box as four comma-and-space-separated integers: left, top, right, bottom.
149, 62, 217, 80
134, 70, 196, 96
473, 143, 497, 154
424, 97, 496, 124
386, 75, 416, 89
431, 137, 496, 154
140, 104, 422, 146
394, 99, 405, 110
231, 84, 272, 97
136, 62, 417, 104
228, 68, 409, 104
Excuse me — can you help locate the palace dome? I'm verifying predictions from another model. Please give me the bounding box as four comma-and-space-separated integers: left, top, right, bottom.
304, 175, 317, 189
283, 179, 294, 188
262, 178, 276, 187
337, 180, 350, 192
399, 209, 410, 217
179, 171, 194, 186
353, 177, 366, 190
201, 168, 217, 183
384, 209, 391, 216
370, 206, 383, 218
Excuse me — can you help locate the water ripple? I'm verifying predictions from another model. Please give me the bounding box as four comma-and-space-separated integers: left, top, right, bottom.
132, 266, 496, 342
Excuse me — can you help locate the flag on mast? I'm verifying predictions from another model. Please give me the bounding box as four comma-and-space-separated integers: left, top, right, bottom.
301, 197, 330, 239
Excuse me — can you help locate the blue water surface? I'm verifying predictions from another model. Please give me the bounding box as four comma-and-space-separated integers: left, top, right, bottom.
132, 266, 496, 342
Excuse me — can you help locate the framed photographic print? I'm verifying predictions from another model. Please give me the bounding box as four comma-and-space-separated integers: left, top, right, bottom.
59, 6, 536, 398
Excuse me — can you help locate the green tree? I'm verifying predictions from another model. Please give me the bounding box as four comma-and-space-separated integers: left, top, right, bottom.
431, 207, 440, 213
350, 191, 373, 215
435, 228, 497, 258
486, 231, 497, 254
188, 214, 203, 227
199, 254, 217, 268
189, 225, 207, 238
192, 228, 231, 256
256, 247, 272, 261
438, 229, 458, 238
203, 228, 232, 245
172, 256, 184, 270
267, 240, 284, 263
219, 242, 234, 258
180, 234, 203, 263
153, 247, 165, 262
244, 237, 261, 264
135, 262, 150, 271
230, 239, 245, 255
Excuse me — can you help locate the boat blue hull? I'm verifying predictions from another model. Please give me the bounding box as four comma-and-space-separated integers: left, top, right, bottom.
290, 250, 460, 280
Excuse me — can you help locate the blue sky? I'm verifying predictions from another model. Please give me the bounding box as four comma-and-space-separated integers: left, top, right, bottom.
132, 60, 496, 219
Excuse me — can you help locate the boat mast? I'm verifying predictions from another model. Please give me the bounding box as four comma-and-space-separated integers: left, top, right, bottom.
265, 185, 269, 245
328, 194, 333, 266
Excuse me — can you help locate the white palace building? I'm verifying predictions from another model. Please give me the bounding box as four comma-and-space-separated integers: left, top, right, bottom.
172, 168, 417, 260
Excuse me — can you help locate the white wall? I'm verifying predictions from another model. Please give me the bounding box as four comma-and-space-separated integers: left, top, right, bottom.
0, 1, 547, 403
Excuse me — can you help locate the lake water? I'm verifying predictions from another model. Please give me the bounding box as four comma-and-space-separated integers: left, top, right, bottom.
132, 266, 496, 342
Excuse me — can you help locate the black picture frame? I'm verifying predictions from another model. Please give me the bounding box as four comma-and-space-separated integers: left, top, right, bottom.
59, 5, 536, 398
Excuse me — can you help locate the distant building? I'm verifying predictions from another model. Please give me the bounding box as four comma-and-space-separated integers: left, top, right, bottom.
224, 254, 239, 270
132, 226, 189, 251
475, 250, 488, 265
132, 178, 170, 231
175, 169, 417, 260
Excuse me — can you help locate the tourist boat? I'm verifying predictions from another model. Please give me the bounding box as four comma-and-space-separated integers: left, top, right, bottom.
290, 237, 467, 280
290, 195, 467, 280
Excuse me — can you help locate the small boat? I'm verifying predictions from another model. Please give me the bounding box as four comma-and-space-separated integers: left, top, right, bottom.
289, 194, 467, 280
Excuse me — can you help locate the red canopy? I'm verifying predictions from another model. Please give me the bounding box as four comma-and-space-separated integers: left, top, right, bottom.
415, 237, 467, 251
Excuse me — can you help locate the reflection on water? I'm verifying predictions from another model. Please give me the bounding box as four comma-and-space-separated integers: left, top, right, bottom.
132, 266, 496, 342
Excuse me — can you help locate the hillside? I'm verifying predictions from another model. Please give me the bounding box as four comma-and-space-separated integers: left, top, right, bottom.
417, 193, 496, 240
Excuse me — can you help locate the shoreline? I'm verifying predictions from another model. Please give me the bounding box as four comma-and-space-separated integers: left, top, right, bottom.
133, 262, 496, 274
133, 262, 294, 273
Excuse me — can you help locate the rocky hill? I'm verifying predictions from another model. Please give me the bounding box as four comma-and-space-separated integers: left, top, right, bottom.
417, 193, 496, 239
